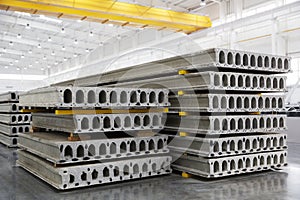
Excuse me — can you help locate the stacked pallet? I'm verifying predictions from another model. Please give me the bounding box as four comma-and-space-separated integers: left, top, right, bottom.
0, 91, 31, 147
55, 48, 290, 178
17, 86, 172, 190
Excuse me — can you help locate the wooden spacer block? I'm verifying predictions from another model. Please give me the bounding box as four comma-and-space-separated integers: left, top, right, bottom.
179, 132, 188, 137
179, 111, 187, 116
182, 172, 193, 178
178, 90, 185, 96
178, 70, 189, 75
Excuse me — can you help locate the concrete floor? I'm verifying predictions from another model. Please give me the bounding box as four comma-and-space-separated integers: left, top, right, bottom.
1, 144, 300, 199
1, 118, 300, 200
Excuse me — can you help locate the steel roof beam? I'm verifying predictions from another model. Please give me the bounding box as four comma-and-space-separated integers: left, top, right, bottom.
0, 0, 212, 34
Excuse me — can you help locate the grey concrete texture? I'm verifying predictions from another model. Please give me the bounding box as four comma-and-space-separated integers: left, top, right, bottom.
32, 112, 165, 134
55, 48, 291, 87
169, 93, 285, 112
17, 150, 172, 190
0, 113, 31, 124
165, 114, 287, 135
167, 133, 287, 158
172, 150, 287, 178
212, 49, 291, 73
0, 123, 30, 136
0, 91, 19, 102
0, 133, 18, 147
18, 132, 169, 164
111, 71, 287, 93
0, 103, 29, 113
19, 86, 169, 108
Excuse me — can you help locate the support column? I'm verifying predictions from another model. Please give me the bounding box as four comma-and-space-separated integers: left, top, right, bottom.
230, 30, 238, 50
219, 0, 227, 24
271, 18, 286, 55
234, 0, 243, 20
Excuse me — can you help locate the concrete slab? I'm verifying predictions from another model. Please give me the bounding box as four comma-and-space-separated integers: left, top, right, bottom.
17, 150, 172, 190
19, 132, 169, 164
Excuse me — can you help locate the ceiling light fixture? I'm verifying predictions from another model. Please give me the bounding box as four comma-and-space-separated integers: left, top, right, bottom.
73, 53, 78, 57
99, 42, 104, 46
16, 67, 20, 71
9, 41, 13, 46
17, 34, 22, 39
4, 66, 8, 68
3, 48, 7, 52
43, 56, 47, 60
35, 60, 39, 64
29, 64, 32, 67
54, 62, 58, 65
74, 39, 78, 44
37, 44, 41, 48
62, 46, 66, 51
51, 51, 55, 56
21, 55, 25, 58
41, 67, 45, 71
117, 35, 121, 40
15, 60, 19, 63
89, 31, 93, 37
9, 62, 13, 66
47, 65, 51, 68
77, 19, 82, 23
63, 57, 67, 61
167, 3, 171, 10
108, 24, 114, 27
28, 49, 32, 54
200, 0, 206, 6
24, 67, 27, 70
85, 48, 90, 53
48, 37, 52, 42
25, 23, 31, 29
61, 27, 65, 33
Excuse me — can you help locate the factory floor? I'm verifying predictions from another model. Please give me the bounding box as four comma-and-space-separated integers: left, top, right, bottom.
1, 120, 300, 199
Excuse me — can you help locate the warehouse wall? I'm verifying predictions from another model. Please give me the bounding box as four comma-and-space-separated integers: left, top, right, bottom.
0, 79, 46, 93
46, 1, 300, 86
286, 118, 300, 144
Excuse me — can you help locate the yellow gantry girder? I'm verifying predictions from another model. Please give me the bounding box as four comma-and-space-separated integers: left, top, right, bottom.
0, 0, 212, 34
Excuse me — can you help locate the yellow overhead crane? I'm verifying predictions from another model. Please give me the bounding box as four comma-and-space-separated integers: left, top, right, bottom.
0, 0, 212, 34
